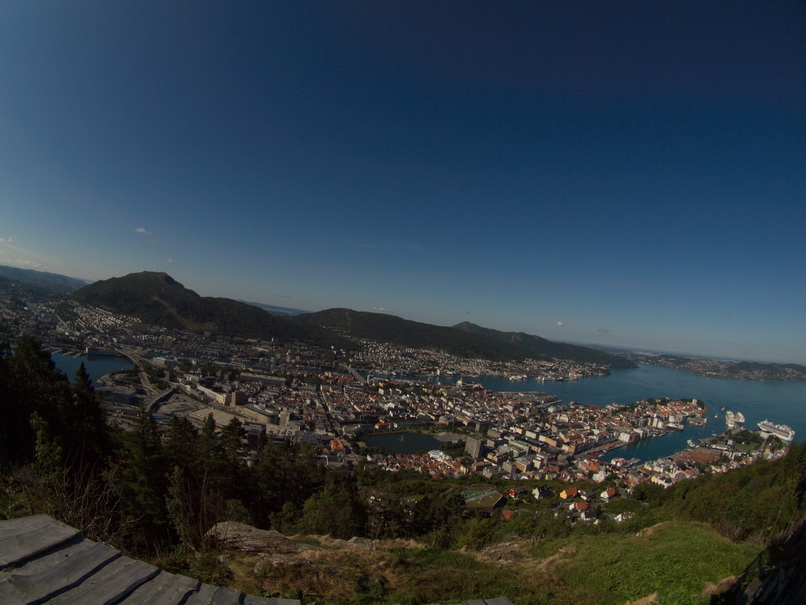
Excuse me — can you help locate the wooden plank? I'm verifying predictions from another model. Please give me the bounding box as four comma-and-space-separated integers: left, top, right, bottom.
0, 515, 54, 538
242, 596, 288, 605
61, 558, 161, 605
0, 517, 81, 568
482, 599, 514, 605
119, 570, 199, 605
183, 583, 219, 605
0, 541, 120, 604
211, 585, 242, 605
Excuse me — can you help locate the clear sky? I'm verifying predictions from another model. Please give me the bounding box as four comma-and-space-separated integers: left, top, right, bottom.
1, 1, 804, 364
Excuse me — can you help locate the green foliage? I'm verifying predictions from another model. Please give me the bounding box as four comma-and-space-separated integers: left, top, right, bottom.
663, 444, 805, 541
452, 516, 499, 550
299, 480, 366, 538
30, 412, 63, 481
188, 551, 233, 586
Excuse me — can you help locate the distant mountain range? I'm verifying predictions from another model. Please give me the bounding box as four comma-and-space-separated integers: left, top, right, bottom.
67, 271, 634, 367
291, 308, 635, 367
291, 308, 534, 362
237, 300, 308, 316
69, 272, 350, 348
0, 264, 88, 298
452, 321, 637, 369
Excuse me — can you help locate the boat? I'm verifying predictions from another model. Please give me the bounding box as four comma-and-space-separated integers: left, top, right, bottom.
85, 347, 117, 357
757, 420, 796, 443
725, 410, 745, 430
687, 439, 697, 448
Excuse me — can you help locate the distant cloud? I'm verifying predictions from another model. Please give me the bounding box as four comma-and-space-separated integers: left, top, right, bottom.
598, 328, 610, 334
0, 238, 47, 270
166, 258, 176, 264
135, 227, 150, 235
8, 259, 46, 270
373, 307, 394, 313
556, 321, 565, 327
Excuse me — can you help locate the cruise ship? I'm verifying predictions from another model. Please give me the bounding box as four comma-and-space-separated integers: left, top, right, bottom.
757, 420, 796, 443
725, 410, 745, 430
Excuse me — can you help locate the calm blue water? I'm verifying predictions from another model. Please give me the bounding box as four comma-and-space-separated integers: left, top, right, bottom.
52, 353, 133, 388
442, 365, 806, 462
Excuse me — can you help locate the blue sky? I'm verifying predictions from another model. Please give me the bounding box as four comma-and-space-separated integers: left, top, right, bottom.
1, 1, 805, 364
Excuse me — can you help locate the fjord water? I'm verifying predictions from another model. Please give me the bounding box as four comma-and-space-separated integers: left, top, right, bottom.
52, 352, 132, 388
458, 364, 806, 462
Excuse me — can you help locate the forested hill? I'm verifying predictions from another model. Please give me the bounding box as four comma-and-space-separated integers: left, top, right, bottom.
292, 308, 535, 362
293, 308, 634, 367
453, 321, 637, 369
69, 272, 351, 348
0, 264, 88, 298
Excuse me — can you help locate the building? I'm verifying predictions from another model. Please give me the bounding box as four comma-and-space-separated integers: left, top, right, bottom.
466, 436, 484, 458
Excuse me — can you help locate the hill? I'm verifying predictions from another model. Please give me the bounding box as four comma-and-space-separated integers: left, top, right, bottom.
453, 321, 637, 369
292, 308, 534, 362
0, 264, 89, 298
69, 272, 351, 347
293, 308, 634, 367
237, 300, 308, 316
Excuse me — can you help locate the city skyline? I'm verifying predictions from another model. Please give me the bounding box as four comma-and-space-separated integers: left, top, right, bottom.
2, 2, 805, 364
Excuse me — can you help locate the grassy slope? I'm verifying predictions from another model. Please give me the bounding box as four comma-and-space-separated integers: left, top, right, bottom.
216, 521, 760, 604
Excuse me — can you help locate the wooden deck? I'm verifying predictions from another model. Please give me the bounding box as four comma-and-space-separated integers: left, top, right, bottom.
0, 515, 298, 605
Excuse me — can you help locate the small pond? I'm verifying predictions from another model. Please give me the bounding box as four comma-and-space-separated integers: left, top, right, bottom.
363, 431, 441, 454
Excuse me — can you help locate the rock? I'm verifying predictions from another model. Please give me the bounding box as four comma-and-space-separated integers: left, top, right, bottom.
207, 521, 326, 553
701, 576, 738, 596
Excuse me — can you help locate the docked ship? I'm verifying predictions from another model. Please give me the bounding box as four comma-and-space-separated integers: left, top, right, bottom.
84, 346, 117, 357
757, 420, 796, 443
725, 410, 745, 430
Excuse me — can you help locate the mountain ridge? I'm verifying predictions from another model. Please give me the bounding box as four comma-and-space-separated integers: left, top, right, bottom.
69, 271, 634, 367
453, 321, 637, 369
69, 271, 351, 348
294, 308, 635, 367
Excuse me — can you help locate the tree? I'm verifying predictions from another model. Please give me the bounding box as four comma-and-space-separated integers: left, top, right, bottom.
166, 465, 225, 552
64, 363, 110, 468
114, 406, 169, 551
0, 337, 71, 465
164, 416, 199, 473
298, 481, 366, 539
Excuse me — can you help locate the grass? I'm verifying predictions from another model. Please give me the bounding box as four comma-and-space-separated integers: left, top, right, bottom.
179, 521, 762, 604
530, 521, 761, 604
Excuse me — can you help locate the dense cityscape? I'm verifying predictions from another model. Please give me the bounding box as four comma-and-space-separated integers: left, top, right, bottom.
1, 268, 804, 604
2, 285, 792, 517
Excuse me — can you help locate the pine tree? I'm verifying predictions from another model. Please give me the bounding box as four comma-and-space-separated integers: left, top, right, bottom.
65, 363, 110, 468
114, 405, 169, 551
164, 416, 199, 473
